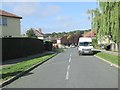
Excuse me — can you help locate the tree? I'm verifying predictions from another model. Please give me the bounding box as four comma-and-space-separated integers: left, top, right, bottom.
87, 1, 120, 43
87, 9, 95, 29
26, 28, 37, 38
67, 34, 72, 40
99, 1, 119, 43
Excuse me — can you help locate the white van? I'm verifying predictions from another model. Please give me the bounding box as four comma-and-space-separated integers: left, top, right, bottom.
78, 37, 93, 55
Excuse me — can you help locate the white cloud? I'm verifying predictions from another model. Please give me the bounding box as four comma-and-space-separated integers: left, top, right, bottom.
55, 15, 72, 22
12, 3, 38, 17
40, 5, 61, 17
4, 3, 61, 18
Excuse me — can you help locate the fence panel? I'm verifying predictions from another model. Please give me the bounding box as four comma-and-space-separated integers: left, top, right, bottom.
2, 38, 44, 61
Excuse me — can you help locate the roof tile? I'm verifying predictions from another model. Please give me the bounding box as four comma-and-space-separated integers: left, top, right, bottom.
0, 10, 22, 19
83, 30, 96, 37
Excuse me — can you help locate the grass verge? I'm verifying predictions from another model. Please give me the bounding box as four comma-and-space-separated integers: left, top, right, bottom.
95, 52, 119, 66
0, 53, 56, 81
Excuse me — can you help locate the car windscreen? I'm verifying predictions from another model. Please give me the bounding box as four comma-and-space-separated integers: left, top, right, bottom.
79, 42, 92, 46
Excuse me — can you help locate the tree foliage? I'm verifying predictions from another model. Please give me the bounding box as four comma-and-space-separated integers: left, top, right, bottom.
67, 34, 72, 40
45, 30, 89, 40
26, 28, 37, 38
87, 1, 120, 43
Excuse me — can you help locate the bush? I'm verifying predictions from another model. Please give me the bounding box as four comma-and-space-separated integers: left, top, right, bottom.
92, 38, 97, 48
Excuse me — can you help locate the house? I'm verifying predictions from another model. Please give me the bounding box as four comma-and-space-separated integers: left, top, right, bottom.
52, 38, 62, 48
44, 33, 52, 41
82, 30, 111, 45
33, 28, 44, 40
0, 10, 22, 37
82, 30, 96, 38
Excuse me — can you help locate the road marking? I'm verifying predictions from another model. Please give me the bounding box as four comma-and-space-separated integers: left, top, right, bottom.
65, 53, 72, 80
66, 71, 69, 80
69, 53, 72, 63
66, 65, 70, 80
67, 65, 70, 71
69, 58, 71, 63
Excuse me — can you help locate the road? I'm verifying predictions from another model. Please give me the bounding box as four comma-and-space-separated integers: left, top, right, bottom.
4, 48, 118, 88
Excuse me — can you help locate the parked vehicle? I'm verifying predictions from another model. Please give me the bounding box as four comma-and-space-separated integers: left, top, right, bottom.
70, 44, 75, 48
78, 37, 93, 55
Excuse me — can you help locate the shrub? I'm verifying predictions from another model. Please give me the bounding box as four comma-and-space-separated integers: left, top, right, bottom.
92, 38, 97, 48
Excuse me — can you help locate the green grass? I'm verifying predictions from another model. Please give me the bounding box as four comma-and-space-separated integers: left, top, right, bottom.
0, 53, 56, 81
95, 52, 119, 66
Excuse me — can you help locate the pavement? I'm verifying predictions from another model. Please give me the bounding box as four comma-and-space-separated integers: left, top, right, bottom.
1, 51, 54, 67
3, 48, 118, 88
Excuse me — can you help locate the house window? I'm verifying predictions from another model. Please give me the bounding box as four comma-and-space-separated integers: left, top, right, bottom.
2, 18, 7, 26
0, 18, 7, 26
0, 18, 1, 25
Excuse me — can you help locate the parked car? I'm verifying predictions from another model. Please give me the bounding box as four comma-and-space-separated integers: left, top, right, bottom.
70, 44, 75, 48
78, 37, 93, 55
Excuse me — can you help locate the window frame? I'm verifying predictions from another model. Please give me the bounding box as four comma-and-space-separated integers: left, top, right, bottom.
2, 18, 7, 26
0, 17, 7, 26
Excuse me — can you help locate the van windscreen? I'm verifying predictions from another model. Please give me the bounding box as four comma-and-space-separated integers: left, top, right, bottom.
79, 42, 92, 46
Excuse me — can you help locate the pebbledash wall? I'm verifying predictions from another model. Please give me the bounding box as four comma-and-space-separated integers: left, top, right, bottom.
2, 37, 53, 61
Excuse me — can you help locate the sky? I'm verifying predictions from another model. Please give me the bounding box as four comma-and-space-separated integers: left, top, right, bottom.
1, 2, 98, 34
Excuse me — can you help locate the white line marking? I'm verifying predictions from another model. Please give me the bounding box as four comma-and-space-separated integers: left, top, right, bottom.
69, 53, 72, 63
67, 65, 70, 70
66, 65, 70, 80
69, 58, 71, 63
66, 71, 69, 80
65, 53, 72, 80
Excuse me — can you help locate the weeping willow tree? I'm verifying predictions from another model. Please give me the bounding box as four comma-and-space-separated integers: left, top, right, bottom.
87, 1, 120, 44
99, 1, 120, 43
87, 7, 102, 44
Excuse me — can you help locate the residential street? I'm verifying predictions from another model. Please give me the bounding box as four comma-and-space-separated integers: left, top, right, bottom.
4, 48, 118, 88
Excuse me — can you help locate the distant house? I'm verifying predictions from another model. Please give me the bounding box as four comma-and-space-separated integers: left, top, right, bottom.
44, 33, 52, 41
0, 10, 22, 37
56, 38, 64, 48
82, 30, 113, 45
33, 28, 44, 40
82, 30, 96, 38
57, 38, 61, 44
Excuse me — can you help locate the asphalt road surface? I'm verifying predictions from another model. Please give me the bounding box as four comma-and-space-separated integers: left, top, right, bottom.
4, 48, 118, 88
